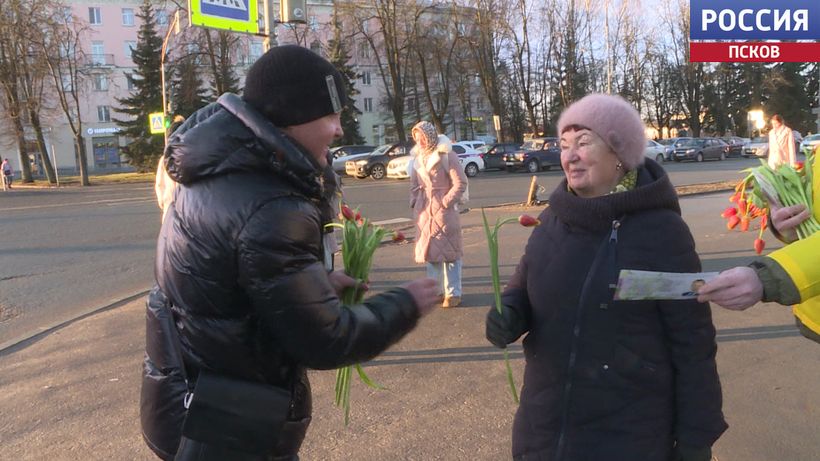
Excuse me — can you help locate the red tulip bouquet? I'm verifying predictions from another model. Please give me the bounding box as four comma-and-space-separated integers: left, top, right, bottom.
481, 209, 541, 403
326, 204, 405, 425
723, 153, 818, 254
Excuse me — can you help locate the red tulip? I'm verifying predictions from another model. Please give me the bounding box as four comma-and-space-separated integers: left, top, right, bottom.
721, 207, 738, 218
795, 161, 804, 171
355, 211, 362, 221
760, 214, 768, 230
341, 204, 355, 221
738, 199, 747, 213
754, 238, 766, 254
392, 231, 405, 242
727, 215, 740, 230
518, 215, 541, 227
739, 217, 750, 231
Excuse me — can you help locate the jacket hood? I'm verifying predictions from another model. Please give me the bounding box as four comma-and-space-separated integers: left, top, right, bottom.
163, 93, 322, 198
549, 158, 680, 232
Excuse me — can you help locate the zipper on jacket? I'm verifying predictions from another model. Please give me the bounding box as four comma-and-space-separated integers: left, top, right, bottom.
555, 219, 620, 460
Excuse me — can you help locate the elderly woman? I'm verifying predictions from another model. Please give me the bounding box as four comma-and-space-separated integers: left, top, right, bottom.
410, 121, 468, 307
486, 94, 727, 461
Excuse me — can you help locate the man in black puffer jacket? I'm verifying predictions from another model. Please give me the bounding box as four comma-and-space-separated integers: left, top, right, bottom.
141, 45, 438, 461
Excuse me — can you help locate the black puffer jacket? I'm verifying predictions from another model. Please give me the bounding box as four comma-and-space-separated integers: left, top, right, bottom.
140, 94, 420, 460
504, 160, 727, 461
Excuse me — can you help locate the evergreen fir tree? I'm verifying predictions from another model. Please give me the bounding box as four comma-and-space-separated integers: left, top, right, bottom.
765, 63, 813, 134
327, 34, 365, 146
171, 55, 208, 119
113, 0, 164, 171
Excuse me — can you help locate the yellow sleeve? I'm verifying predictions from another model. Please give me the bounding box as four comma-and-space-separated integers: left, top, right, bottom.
768, 231, 820, 302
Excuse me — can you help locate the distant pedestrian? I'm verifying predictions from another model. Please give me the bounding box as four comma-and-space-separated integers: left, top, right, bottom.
2, 158, 12, 190
409, 121, 468, 308
767, 114, 796, 170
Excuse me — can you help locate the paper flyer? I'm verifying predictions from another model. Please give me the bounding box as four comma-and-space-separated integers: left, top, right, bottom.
613, 270, 721, 300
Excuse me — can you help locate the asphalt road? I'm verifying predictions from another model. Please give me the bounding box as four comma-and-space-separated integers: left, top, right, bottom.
0, 157, 764, 349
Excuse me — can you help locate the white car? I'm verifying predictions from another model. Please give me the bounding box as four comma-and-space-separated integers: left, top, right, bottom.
800, 133, 820, 155
644, 139, 667, 163
455, 140, 486, 151
457, 151, 484, 177
386, 155, 412, 179
743, 137, 769, 158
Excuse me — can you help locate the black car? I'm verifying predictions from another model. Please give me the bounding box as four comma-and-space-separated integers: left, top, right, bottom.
673, 137, 729, 162
346, 141, 414, 180
504, 137, 561, 173
480, 142, 522, 170
719, 137, 747, 158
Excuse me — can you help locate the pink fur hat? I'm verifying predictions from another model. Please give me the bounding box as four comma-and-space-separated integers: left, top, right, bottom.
557, 93, 647, 171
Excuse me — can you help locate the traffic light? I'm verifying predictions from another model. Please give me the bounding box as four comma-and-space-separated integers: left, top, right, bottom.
280, 0, 306, 24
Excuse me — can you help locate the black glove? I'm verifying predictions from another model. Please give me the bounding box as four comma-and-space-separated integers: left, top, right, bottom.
673, 444, 712, 461
485, 305, 527, 348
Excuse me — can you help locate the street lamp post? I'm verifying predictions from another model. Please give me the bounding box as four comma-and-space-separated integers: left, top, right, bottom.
160, 10, 181, 147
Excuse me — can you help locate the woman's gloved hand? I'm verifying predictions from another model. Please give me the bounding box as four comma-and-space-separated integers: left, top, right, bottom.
485, 305, 527, 348
672, 444, 712, 461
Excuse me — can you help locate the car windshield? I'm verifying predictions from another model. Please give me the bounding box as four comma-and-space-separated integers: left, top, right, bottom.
476, 145, 490, 154
521, 140, 543, 150
369, 144, 392, 156
657, 139, 674, 146
752, 137, 767, 143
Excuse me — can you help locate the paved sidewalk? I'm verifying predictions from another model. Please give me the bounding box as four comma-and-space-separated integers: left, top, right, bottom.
1, 204, 818, 460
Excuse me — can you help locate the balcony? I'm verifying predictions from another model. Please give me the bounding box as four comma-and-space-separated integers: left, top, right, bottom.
85, 54, 115, 67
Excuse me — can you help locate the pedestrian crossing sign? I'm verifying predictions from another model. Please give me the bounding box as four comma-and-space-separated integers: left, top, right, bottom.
189, 0, 259, 34
149, 113, 166, 134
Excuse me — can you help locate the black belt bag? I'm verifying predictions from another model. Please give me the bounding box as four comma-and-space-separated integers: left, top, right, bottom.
181, 370, 292, 454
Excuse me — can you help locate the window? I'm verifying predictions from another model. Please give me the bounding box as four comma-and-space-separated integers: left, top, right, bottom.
124, 41, 136, 59
88, 7, 101, 25
97, 105, 111, 122
363, 97, 373, 113
61, 7, 72, 22
249, 42, 263, 62
93, 74, 108, 91
358, 42, 370, 59
124, 73, 135, 90
309, 16, 318, 30
360, 71, 371, 85
91, 41, 105, 65
156, 10, 168, 26
61, 74, 73, 91
122, 8, 134, 26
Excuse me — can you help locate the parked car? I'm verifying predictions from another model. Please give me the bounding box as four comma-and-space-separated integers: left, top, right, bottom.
743, 137, 769, 158
455, 140, 486, 151
331, 145, 376, 174
800, 133, 820, 155
480, 142, 522, 170
344, 144, 391, 178
656, 137, 694, 161
386, 154, 412, 179
645, 139, 667, 163
673, 137, 729, 162
345, 141, 414, 180
719, 136, 748, 158
457, 151, 484, 178
505, 137, 561, 173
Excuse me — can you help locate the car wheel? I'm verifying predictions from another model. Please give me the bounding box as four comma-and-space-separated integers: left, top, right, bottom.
696, 153, 704, 162
719, 151, 726, 161
526, 159, 539, 173
464, 163, 479, 178
655, 154, 664, 163
370, 164, 386, 180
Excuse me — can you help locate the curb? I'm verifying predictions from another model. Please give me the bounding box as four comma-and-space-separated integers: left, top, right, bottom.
0, 289, 150, 355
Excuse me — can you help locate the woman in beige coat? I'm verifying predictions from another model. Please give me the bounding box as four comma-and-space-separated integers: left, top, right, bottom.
410, 121, 468, 307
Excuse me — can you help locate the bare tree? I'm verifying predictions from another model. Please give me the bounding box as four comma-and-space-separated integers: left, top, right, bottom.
466, 0, 507, 140
662, 0, 703, 136
506, 0, 544, 135
39, 1, 91, 185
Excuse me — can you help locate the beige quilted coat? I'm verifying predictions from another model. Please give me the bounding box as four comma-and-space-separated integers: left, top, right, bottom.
410, 136, 468, 264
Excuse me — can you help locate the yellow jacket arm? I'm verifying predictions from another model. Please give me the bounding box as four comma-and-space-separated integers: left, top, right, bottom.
767, 231, 820, 303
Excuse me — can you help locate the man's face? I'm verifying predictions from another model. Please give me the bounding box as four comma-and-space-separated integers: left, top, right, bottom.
283, 113, 343, 168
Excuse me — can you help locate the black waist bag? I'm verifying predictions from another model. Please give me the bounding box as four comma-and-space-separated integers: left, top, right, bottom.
181, 370, 292, 454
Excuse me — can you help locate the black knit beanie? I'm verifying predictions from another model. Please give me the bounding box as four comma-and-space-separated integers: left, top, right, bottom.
242, 45, 347, 127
